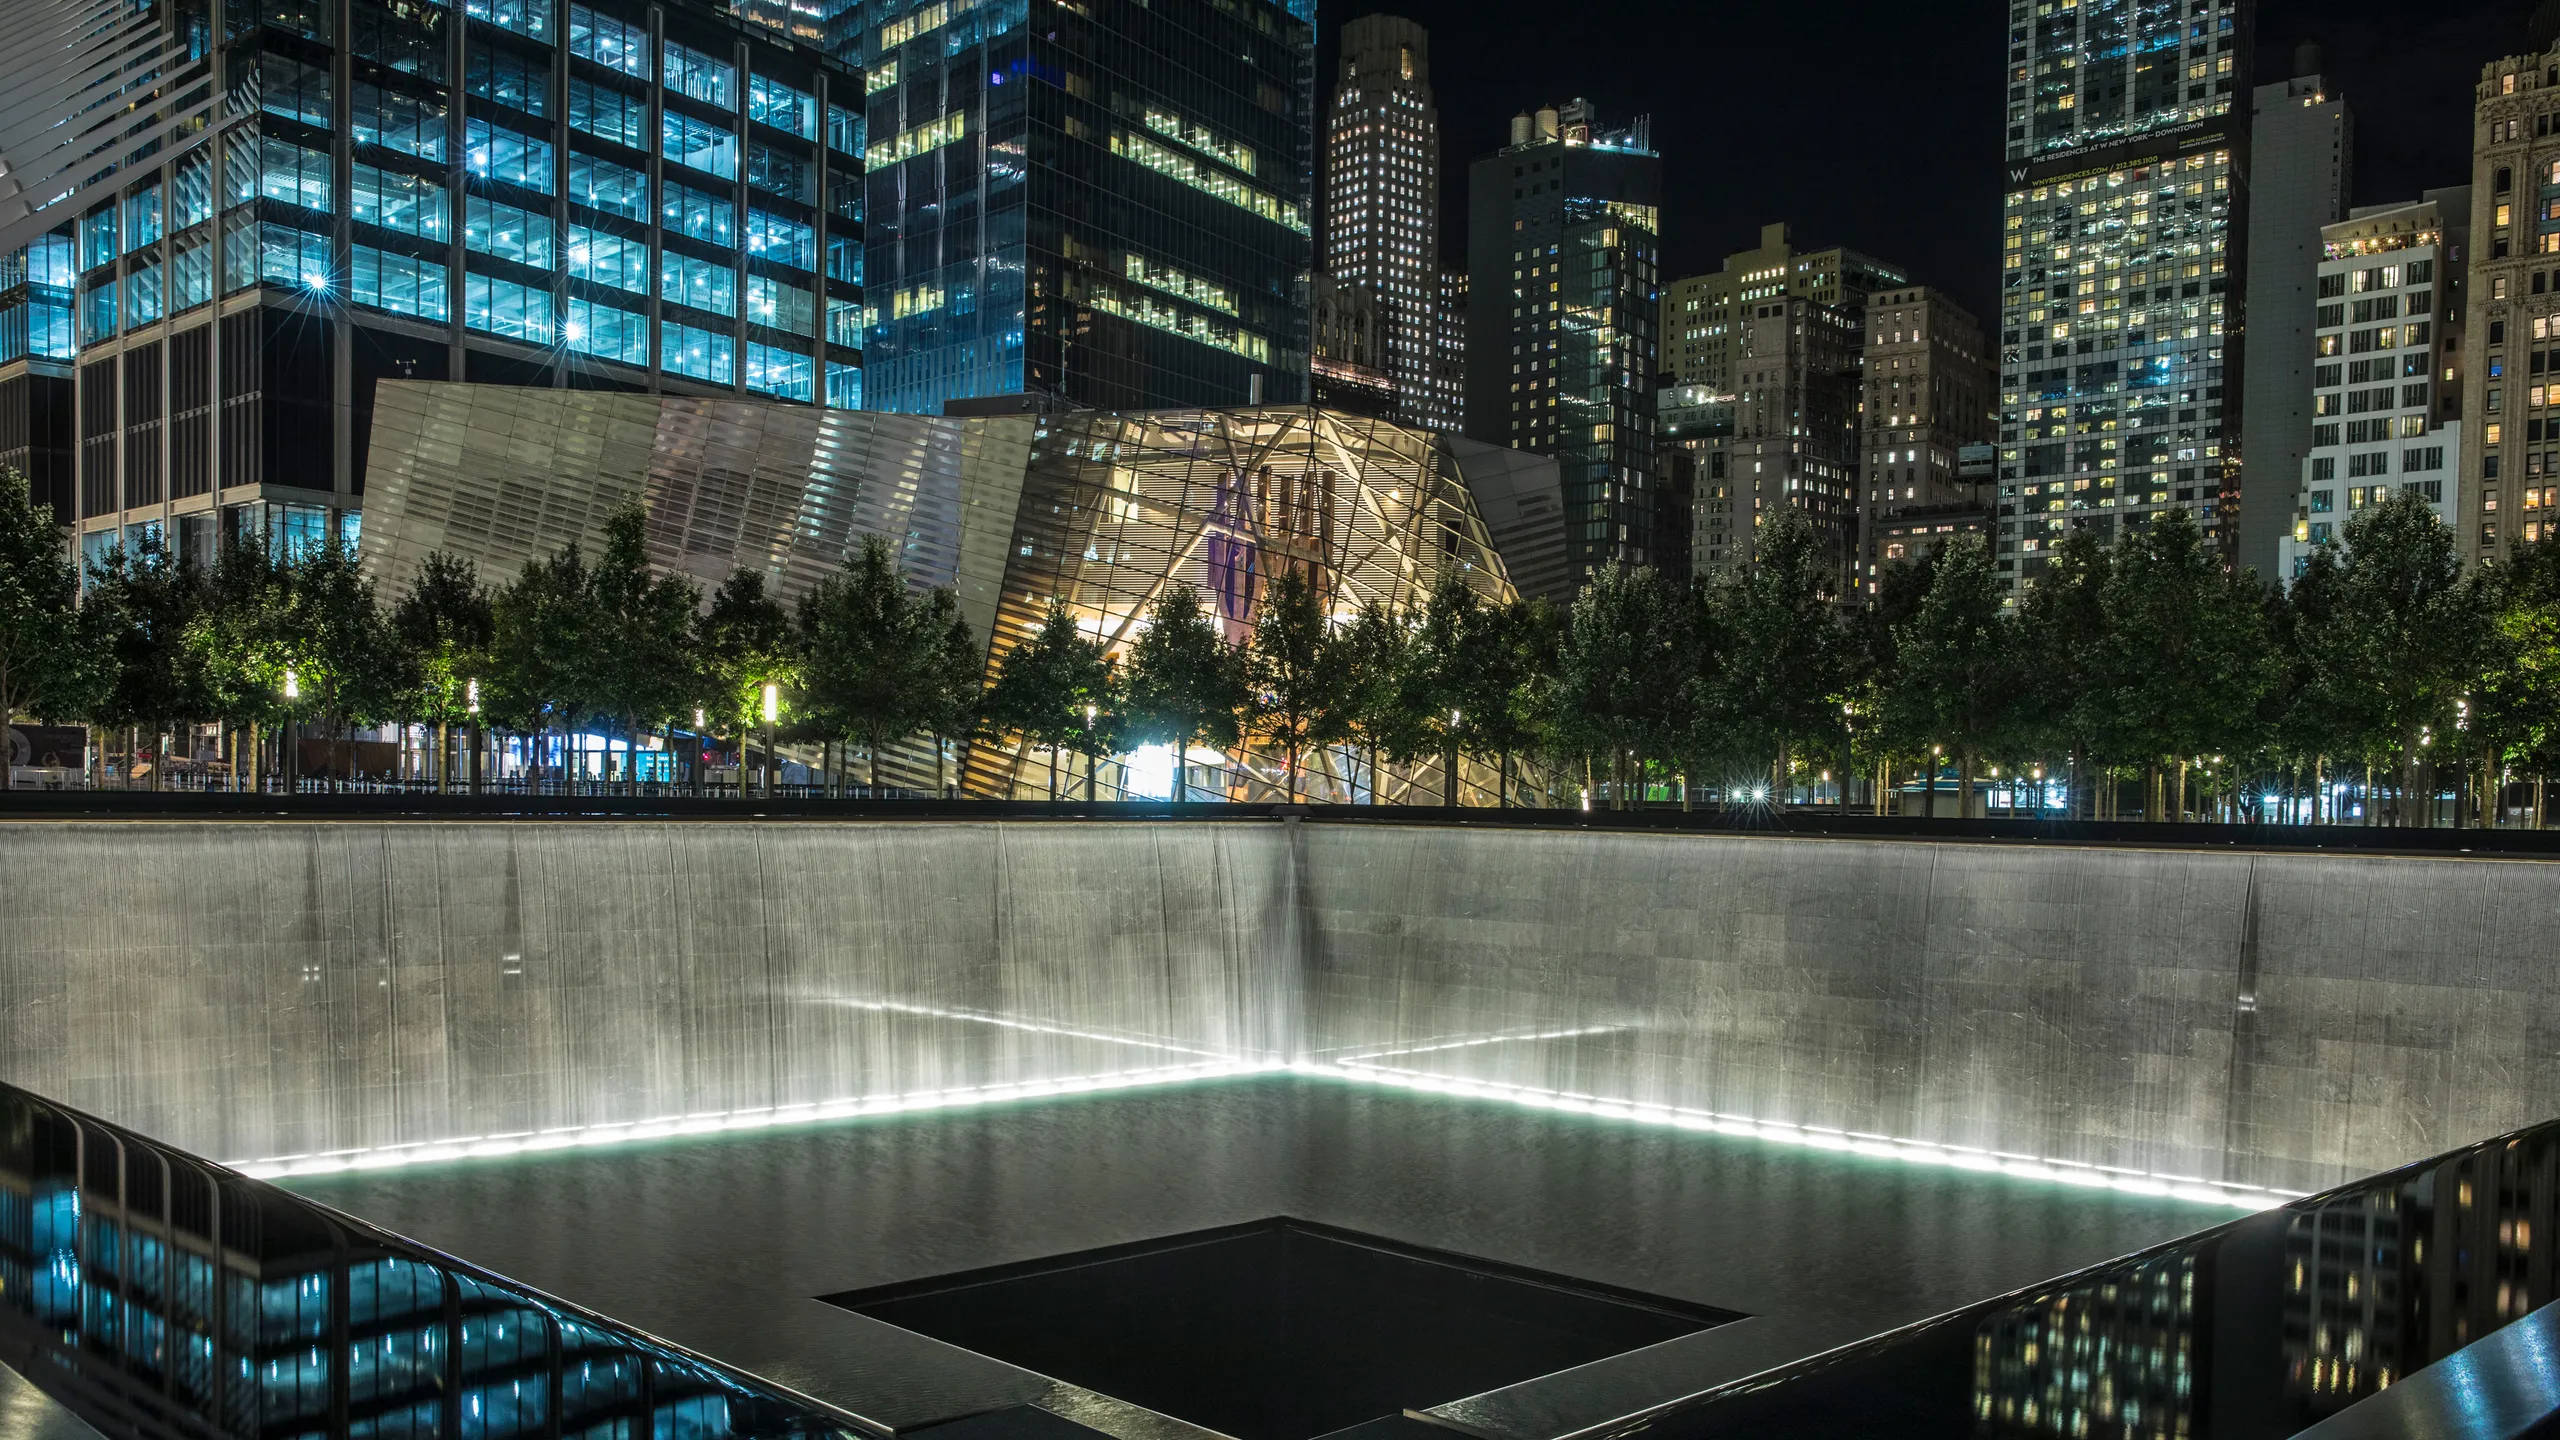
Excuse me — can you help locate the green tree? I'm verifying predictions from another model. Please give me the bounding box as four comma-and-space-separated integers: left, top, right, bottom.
282, 535, 394, 784
86, 533, 205, 788
1893, 533, 2018, 819
1554, 561, 1685, 808
799, 535, 949, 792
1468, 596, 1560, 807
0, 469, 97, 747
694, 568, 795, 794
2476, 545, 2560, 824
1122, 582, 1244, 805
2013, 529, 2114, 817
588, 507, 700, 787
984, 601, 1110, 799
2324, 491, 2496, 825
183, 534, 296, 790
1714, 509, 1847, 799
2096, 508, 2270, 820
389, 552, 495, 791
914, 588, 984, 798
1315, 598, 1409, 804
2266, 545, 2370, 823
489, 545, 596, 785
1842, 549, 1939, 814
1246, 567, 1331, 801
1394, 572, 1487, 806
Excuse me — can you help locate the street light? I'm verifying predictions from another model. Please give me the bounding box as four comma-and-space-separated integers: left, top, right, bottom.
466, 679, 480, 715
282, 667, 299, 702
759, 682, 780, 798
760, 684, 780, 725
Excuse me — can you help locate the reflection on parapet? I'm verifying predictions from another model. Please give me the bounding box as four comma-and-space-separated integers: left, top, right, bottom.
2281, 1126, 2558, 1422
1973, 1252, 2198, 1438
0, 1085, 864, 1440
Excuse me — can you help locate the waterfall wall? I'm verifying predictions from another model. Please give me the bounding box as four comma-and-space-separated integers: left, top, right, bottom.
1, 819, 2550, 1192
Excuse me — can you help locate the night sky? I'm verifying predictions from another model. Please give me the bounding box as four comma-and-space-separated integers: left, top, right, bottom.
1316, 0, 2526, 323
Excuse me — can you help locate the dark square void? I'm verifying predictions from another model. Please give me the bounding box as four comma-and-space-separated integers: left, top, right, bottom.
823, 1218, 1739, 1440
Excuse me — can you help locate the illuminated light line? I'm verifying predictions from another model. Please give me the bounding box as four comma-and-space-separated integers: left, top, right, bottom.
826, 998, 1233, 1059
1332, 1023, 1627, 1063
232, 1060, 1287, 1179
1300, 1060, 2294, 1211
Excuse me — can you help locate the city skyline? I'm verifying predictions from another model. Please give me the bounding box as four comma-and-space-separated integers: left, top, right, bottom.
1315, 0, 2516, 323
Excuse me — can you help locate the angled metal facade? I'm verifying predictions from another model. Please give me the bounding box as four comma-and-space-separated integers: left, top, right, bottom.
361, 382, 1534, 801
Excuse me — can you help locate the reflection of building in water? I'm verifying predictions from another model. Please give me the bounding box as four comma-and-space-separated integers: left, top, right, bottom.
1973, 1252, 2198, 1438
0, 1086, 844, 1440
2283, 1131, 2558, 1421
358, 386, 1563, 802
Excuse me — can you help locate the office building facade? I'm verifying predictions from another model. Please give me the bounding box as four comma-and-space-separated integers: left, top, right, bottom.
860, 0, 1315, 416
1687, 294, 1861, 578
1310, 272, 1395, 417
1662, 222, 1904, 394
1464, 99, 1661, 577
1324, 14, 1443, 430
2237, 66, 2352, 580
2278, 195, 2468, 579
1996, 0, 2253, 595
0, 0, 864, 565
2455, 38, 2560, 565
1858, 286, 1996, 592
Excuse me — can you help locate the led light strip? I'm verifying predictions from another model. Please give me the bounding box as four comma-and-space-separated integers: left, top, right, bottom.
232, 1060, 1284, 1180
1301, 1060, 2295, 1211
1333, 1024, 1627, 1063
826, 998, 1231, 1059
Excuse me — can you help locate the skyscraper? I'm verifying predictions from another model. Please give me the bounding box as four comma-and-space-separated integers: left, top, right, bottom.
0, 0, 864, 565
861, 0, 1316, 415
1465, 100, 1661, 578
1858, 287, 1997, 593
2278, 193, 2468, 581
2236, 64, 2352, 580
1662, 223, 1905, 394
1325, 14, 1443, 431
2456, 28, 2560, 566
1996, 0, 2254, 595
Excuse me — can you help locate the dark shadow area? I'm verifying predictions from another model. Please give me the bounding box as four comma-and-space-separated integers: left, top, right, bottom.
823, 1218, 1738, 1440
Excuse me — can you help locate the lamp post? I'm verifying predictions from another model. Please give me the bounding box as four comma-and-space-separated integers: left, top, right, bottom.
280, 667, 300, 794
1445, 709, 1461, 809
1084, 704, 1098, 802
465, 678, 482, 795
760, 682, 780, 799
692, 707, 706, 796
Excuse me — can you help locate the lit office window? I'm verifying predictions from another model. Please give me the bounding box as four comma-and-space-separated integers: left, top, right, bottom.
221, 213, 257, 293
746, 209, 812, 269
568, 151, 649, 220
824, 295, 858, 347
661, 317, 734, 383
466, 0, 552, 43
125, 263, 162, 327
259, 137, 334, 212
664, 42, 736, 109
259, 223, 332, 290
568, 224, 648, 293
660, 251, 735, 315
123, 184, 163, 249
353, 82, 450, 160
825, 233, 860, 284
566, 295, 647, 363
171, 151, 212, 230
745, 143, 810, 203
259, 53, 331, 128
747, 75, 815, 138
79, 282, 114, 341
467, 194, 557, 267
660, 179, 733, 246
353, 163, 451, 241
825, 103, 862, 157
662, 110, 739, 180
745, 273, 812, 336
568, 77, 648, 149
466, 119, 556, 193
466, 40, 551, 115
465, 270, 555, 341
567, 3, 646, 74
745, 340, 812, 400
824, 361, 860, 409
80, 207, 117, 270
170, 235, 212, 312
352, 245, 451, 320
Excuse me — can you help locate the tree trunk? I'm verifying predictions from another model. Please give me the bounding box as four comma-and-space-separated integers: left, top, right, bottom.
1923, 757, 1937, 820
1048, 742, 1059, 801
869, 738, 881, 792
1499, 750, 1511, 809
936, 733, 950, 800
1958, 751, 1976, 821
1443, 742, 1458, 808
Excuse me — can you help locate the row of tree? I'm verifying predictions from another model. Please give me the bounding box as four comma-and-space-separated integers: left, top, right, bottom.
4, 460, 2558, 819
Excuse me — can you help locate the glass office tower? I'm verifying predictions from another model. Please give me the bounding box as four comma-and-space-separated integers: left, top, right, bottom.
1996, 0, 2253, 595
0, 0, 862, 565
860, 0, 1315, 415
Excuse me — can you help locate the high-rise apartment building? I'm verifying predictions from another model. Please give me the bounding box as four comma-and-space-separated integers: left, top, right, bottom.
0, 0, 863, 562
1858, 287, 1996, 593
1996, 0, 2253, 595
2455, 32, 2560, 565
1464, 100, 1661, 577
2237, 66, 2352, 580
1662, 222, 1904, 394
2278, 195, 2468, 579
1309, 273, 1395, 417
1686, 294, 1861, 577
1325, 14, 1443, 430
861, 0, 1315, 415
1429, 266, 1467, 431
